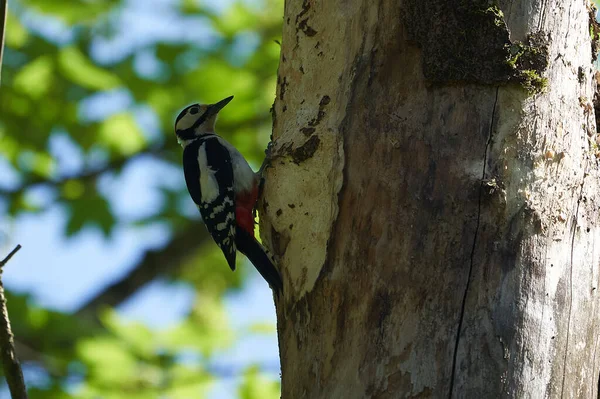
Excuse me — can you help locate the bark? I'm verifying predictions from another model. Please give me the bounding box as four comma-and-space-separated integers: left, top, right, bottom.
0, 245, 27, 399
262, 0, 600, 397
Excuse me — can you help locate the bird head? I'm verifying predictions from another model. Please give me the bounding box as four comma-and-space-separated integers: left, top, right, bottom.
174, 96, 233, 146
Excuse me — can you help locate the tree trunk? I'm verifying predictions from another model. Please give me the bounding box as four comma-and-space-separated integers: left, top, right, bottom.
261, 0, 600, 397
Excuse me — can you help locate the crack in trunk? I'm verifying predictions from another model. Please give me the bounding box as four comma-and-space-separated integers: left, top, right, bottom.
448, 87, 500, 398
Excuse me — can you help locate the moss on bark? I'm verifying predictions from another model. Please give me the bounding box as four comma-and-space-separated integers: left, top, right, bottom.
404, 1, 549, 94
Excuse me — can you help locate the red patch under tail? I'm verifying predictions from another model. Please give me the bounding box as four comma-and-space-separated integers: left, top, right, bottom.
235, 182, 258, 238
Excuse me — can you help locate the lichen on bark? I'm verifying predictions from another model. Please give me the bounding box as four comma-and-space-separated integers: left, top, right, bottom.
403, 1, 549, 93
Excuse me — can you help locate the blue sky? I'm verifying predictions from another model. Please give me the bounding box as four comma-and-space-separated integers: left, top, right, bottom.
0, 0, 279, 397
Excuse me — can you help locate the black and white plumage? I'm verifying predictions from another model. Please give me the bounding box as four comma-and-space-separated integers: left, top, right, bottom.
183, 136, 237, 268
174, 96, 283, 293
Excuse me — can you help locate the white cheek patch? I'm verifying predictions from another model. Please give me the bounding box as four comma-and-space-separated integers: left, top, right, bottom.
176, 113, 197, 131
197, 143, 220, 203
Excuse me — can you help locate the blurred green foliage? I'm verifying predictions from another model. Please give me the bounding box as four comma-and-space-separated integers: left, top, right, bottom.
0, 0, 283, 397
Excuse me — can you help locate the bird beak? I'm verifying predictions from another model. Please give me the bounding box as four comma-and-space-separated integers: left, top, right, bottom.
208, 96, 234, 116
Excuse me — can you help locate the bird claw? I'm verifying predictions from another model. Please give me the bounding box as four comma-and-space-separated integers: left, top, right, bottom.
257, 141, 275, 200
258, 141, 274, 179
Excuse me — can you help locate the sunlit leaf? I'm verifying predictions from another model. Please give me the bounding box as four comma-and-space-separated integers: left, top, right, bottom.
184, 60, 258, 105
211, 2, 257, 37
13, 55, 54, 98
26, 306, 50, 330
77, 336, 138, 385
58, 47, 121, 90
247, 322, 276, 335
20, 0, 118, 24
238, 366, 280, 399
161, 294, 233, 357
98, 113, 146, 155
163, 363, 212, 398
164, 381, 210, 399
0, 131, 20, 162
100, 310, 156, 358
146, 86, 185, 119
5, 13, 30, 48
18, 150, 55, 178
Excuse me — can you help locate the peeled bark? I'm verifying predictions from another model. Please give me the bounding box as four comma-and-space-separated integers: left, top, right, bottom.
261, 0, 600, 397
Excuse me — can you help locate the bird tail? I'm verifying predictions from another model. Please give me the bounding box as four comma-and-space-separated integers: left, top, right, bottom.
235, 226, 283, 294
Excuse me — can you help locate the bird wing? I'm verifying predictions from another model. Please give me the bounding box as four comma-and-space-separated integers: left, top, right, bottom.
183, 137, 237, 270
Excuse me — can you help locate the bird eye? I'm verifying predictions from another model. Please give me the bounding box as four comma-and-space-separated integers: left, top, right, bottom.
190, 107, 200, 115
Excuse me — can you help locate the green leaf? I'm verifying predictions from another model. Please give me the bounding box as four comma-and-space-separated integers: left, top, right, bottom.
176, 239, 244, 292
180, 0, 202, 14
98, 113, 146, 155
247, 322, 276, 335
161, 294, 233, 356
19, 0, 118, 24
61, 179, 86, 200
211, 3, 258, 37
5, 13, 30, 48
18, 150, 55, 178
7, 193, 41, 214
13, 55, 54, 98
100, 310, 156, 358
146, 86, 185, 118
27, 306, 50, 330
0, 130, 21, 162
238, 366, 280, 399
183, 59, 257, 104
77, 336, 138, 385
58, 47, 122, 90
163, 363, 212, 399
29, 386, 73, 399
65, 194, 116, 237
164, 381, 210, 399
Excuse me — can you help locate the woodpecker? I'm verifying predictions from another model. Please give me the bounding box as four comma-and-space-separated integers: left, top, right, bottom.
174, 96, 282, 294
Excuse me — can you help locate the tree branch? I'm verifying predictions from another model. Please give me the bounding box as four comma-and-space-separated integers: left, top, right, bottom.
0, 0, 6, 85
0, 245, 27, 399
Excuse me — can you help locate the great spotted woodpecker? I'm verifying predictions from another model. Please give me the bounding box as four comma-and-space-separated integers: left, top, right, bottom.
174, 96, 282, 294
